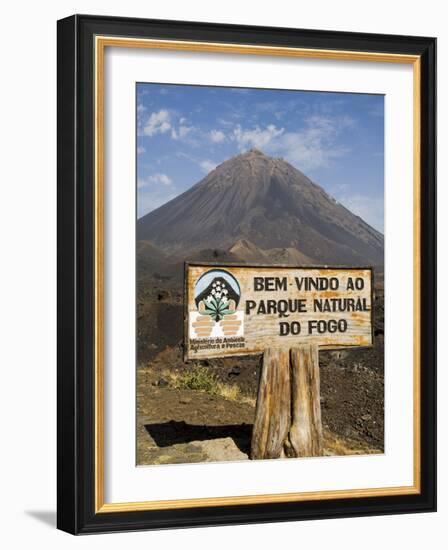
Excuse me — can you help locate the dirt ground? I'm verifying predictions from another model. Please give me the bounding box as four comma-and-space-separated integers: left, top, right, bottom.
137, 383, 383, 465
136, 276, 384, 465
137, 338, 384, 465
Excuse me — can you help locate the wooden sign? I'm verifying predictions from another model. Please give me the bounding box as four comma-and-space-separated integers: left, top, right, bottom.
185, 263, 373, 360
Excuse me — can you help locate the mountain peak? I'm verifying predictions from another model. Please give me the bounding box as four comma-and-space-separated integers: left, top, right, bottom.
137, 150, 384, 266
244, 147, 266, 157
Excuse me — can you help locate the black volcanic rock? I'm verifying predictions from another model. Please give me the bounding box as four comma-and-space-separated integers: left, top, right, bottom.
137, 149, 383, 266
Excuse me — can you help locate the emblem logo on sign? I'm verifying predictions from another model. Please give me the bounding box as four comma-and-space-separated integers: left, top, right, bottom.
191, 269, 244, 338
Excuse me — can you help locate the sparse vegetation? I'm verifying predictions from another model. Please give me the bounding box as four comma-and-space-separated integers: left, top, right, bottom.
159, 366, 256, 406
323, 429, 382, 456
176, 366, 219, 393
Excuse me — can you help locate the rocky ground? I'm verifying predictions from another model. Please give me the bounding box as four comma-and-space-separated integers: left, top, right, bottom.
137, 379, 383, 465
137, 338, 384, 465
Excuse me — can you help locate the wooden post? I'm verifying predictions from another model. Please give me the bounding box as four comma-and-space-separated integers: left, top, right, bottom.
250, 344, 323, 460
250, 348, 291, 460
285, 344, 323, 457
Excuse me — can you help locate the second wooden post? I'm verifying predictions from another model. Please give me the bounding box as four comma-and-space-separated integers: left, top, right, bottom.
250, 344, 323, 460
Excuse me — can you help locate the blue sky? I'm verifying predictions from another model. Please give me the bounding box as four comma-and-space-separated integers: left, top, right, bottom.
137, 83, 384, 231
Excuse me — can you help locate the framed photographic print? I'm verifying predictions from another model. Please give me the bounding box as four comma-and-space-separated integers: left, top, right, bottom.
57, 14, 436, 534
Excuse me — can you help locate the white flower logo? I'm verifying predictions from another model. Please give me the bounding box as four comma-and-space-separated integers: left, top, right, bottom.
198, 277, 237, 322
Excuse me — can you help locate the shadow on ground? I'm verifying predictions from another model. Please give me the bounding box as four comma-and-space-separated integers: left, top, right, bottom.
145, 420, 252, 455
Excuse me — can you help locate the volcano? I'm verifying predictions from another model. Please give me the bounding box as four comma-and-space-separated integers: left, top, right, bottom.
137, 149, 383, 266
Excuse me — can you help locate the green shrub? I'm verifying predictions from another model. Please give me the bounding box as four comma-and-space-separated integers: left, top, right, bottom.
176, 367, 220, 394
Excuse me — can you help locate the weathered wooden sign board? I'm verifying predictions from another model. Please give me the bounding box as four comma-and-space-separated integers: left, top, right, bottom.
185, 263, 373, 361
184, 262, 374, 460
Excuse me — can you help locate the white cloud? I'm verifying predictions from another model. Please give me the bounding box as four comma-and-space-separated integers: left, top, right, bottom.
210, 129, 226, 143
143, 109, 172, 136
172, 124, 194, 140
138, 173, 173, 189
142, 110, 197, 143
175, 152, 218, 174
263, 115, 354, 171
149, 173, 172, 186
137, 146, 146, 155
136, 104, 148, 134
199, 160, 217, 173
337, 194, 384, 232
217, 118, 233, 127
232, 116, 355, 174
233, 124, 284, 150
226, 115, 353, 171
